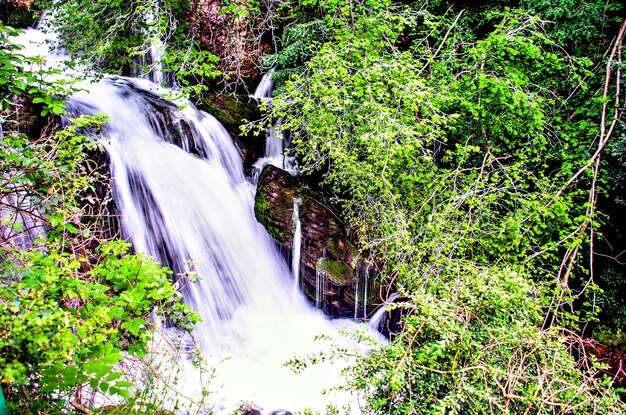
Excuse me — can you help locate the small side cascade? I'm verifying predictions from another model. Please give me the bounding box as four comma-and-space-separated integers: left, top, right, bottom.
291, 198, 302, 293
314, 247, 330, 314
362, 268, 369, 320
315, 267, 328, 313
353, 266, 374, 321
132, 0, 166, 85
252, 72, 273, 98
354, 277, 359, 321
250, 73, 298, 181
368, 292, 400, 331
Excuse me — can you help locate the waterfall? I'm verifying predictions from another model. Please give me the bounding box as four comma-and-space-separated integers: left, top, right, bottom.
291, 198, 302, 293
142, 0, 166, 85
315, 268, 323, 311
354, 267, 374, 321
354, 276, 359, 321
66, 77, 367, 413
252, 72, 273, 98
251, 73, 298, 180
13, 24, 380, 414
367, 292, 400, 331
362, 269, 369, 319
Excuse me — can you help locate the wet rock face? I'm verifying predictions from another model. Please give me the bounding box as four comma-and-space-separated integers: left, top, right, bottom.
255, 165, 378, 318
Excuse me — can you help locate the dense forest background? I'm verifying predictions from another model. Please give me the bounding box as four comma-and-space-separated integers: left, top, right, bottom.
2, 0, 626, 413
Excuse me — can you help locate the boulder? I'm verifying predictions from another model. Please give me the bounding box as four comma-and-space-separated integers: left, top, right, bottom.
255, 165, 379, 318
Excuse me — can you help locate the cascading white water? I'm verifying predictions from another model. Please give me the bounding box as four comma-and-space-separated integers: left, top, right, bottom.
354, 267, 375, 321
367, 292, 400, 331
142, 0, 166, 85
315, 268, 327, 312
362, 268, 369, 320
354, 275, 359, 321
13, 23, 382, 413
291, 198, 302, 293
66, 78, 369, 413
251, 73, 298, 180
253, 72, 274, 98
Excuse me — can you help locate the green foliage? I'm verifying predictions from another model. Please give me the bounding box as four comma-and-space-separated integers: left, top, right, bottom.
349, 266, 624, 414
257, 1, 626, 412
0, 239, 196, 409
520, 0, 622, 53
596, 267, 626, 329
0, 24, 73, 115
0, 26, 199, 411
36, 0, 221, 93
605, 119, 626, 207
594, 325, 626, 352
271, 20, 327, 69
0, 113, 109, 252
268, 6, 591, 278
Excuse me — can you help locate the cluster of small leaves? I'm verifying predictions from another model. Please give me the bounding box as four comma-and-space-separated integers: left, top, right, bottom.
520, 0, 622, 54
0, 112, 110, 255
0, 241, 195, 399
595, 266, 626, 329
0, 23, 73, 115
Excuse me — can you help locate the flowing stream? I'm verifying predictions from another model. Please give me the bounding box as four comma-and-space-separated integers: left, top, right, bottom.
13, 22, 375, 415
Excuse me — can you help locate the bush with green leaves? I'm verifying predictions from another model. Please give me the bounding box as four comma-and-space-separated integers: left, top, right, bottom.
0, 23, 73, 116
348, 264, 624, 414
257, 0, 626, 412
267, 4, 594, 277
1, 25, 199, 411
0, 240, 196, 407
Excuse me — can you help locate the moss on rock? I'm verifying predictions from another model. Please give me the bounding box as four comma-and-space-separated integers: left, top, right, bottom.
316, 257, 355, 286
253, 186, 290, 243
197, 94, 258, 132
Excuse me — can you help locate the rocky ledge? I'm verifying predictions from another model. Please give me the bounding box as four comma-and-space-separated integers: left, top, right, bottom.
254, 165, 379, 318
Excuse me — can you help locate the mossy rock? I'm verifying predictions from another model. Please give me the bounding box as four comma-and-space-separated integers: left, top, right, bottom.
197, 94, 258, 133
316, 257, 355, 286
254, 185, 291, 244
254, 165, 300, 245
